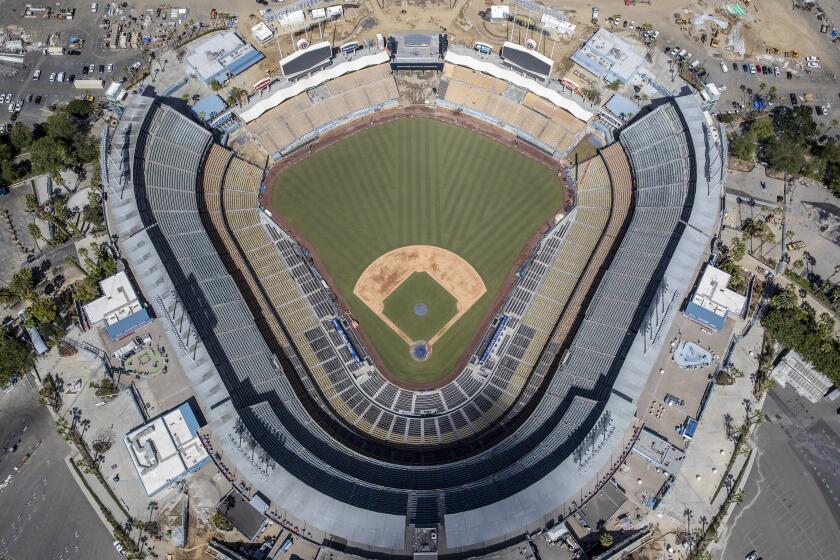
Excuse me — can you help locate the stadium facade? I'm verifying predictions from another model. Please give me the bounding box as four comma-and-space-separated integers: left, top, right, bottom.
102, 45, 725, 556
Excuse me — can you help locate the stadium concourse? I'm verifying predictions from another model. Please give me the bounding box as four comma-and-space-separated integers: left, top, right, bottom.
101, 42, 726, 556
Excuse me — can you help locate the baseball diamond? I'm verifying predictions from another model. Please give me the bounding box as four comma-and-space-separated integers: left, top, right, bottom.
271, 117, 564, 384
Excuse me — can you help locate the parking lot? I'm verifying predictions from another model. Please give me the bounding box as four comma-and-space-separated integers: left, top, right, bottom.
0, 0, 144, 127
713, 385, 840, 560
0, 381, 121, 560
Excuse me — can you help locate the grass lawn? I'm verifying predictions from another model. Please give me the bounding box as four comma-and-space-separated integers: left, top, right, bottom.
382, 272, 458, 342
272, 117, 563, 384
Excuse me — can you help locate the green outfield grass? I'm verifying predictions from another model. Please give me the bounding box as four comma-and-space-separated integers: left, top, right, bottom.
272, 117, 563, 384
382, 272, 458, 342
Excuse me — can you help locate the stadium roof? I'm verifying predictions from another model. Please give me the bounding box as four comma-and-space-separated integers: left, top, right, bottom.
500, 41, 553, 79
280, 41, 333, 80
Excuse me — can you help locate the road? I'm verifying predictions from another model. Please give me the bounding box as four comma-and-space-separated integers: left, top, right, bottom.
713, 384, 840, 560
0, 379, 121, 560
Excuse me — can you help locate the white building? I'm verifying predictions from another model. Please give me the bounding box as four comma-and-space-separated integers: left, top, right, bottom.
682, 264, 747, 332
250, 22, 274, 44
570, 28, 645, 84
83, 271, 141, 325
124, 402, 210, 495
771, 351, 834, 403
185, 31, 264, 85
489, 5, 509, 22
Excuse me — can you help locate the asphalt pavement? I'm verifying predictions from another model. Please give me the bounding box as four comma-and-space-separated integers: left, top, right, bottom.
0, 379, 121, 560
0, 0, 142, 128
714, 384, 840, 560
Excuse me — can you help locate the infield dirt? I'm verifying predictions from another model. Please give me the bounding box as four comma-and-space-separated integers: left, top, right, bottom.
265, 107, 569, 388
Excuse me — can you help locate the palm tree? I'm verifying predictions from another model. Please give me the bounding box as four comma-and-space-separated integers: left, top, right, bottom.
27, 222, 45, 248
772, 285, 798, 310
817, 313, 835, 338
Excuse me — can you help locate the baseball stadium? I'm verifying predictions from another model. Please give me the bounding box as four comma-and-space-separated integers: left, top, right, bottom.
103, 31, 726, 557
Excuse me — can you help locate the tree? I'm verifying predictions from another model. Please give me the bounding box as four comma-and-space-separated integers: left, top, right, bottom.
74, 277, 101, 303
8, 122, 32, 152
764, 135, 807, 175
792, 258, 804, 271
599, 532, 614, 548
211, 511, 233, 531
817, 313, 835, 338
771, 285, 798, 310
728, 131, 756, 161
28, 222, 46, 246
0, 335, 35, 385
0, 268, 35, 304
209, 80, 223, 92
65, 99, 93, 119
27, 296, 57, 325
730, 237, 746, 261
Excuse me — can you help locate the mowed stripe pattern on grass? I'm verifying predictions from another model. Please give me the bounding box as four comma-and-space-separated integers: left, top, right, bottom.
272, 117, 563, 383
382, 272, 458, 342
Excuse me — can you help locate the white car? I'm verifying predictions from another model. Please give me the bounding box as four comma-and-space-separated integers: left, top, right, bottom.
33, 69, 41, 80
720, 61, 729, 73
774, 66, 780, 76
806, 56, 819, 62
750, 64, 756, 74
106, 63, 113, 72
14, 101, 22, 112
91, 2, 98, 13
807, 61, 820, 68
113, 540, 125, 556
49, 72, 56, 82
7, 103, 13, 113
4, 93, 10, 104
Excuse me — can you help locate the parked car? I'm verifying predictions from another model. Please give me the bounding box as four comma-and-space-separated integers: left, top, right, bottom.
6, 103, 13, 113
3, 93, 10, 103
33, 69, 40, 80
774, 66, 780, 77
720, 61, 728, 73
113, 540, 125, 556
106, 63, 113, 72
69, 74, 75, 83
34, 95, 42, 104
98, 64, 105, 73
742, 63, 749, 73
787, 71, 792, 80
14, 101, 22, 112
732, 62, 738, 71
816, 105, 825, 116
750, 64, 756, 74
88, 63, 96, 74
806, 56, 819, 62
745, 552, 760, 560
81, 65, 88, 75
790, 93, 798, 105
56, 72, 65, 83
756, 65, 762, 74
807, 61, 820, 68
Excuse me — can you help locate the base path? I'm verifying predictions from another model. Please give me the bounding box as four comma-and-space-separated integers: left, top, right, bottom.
353, 245, 487, 347
262, 105, 570, 390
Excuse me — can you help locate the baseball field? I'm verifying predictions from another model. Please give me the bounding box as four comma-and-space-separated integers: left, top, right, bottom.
271, 117, 564, 385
